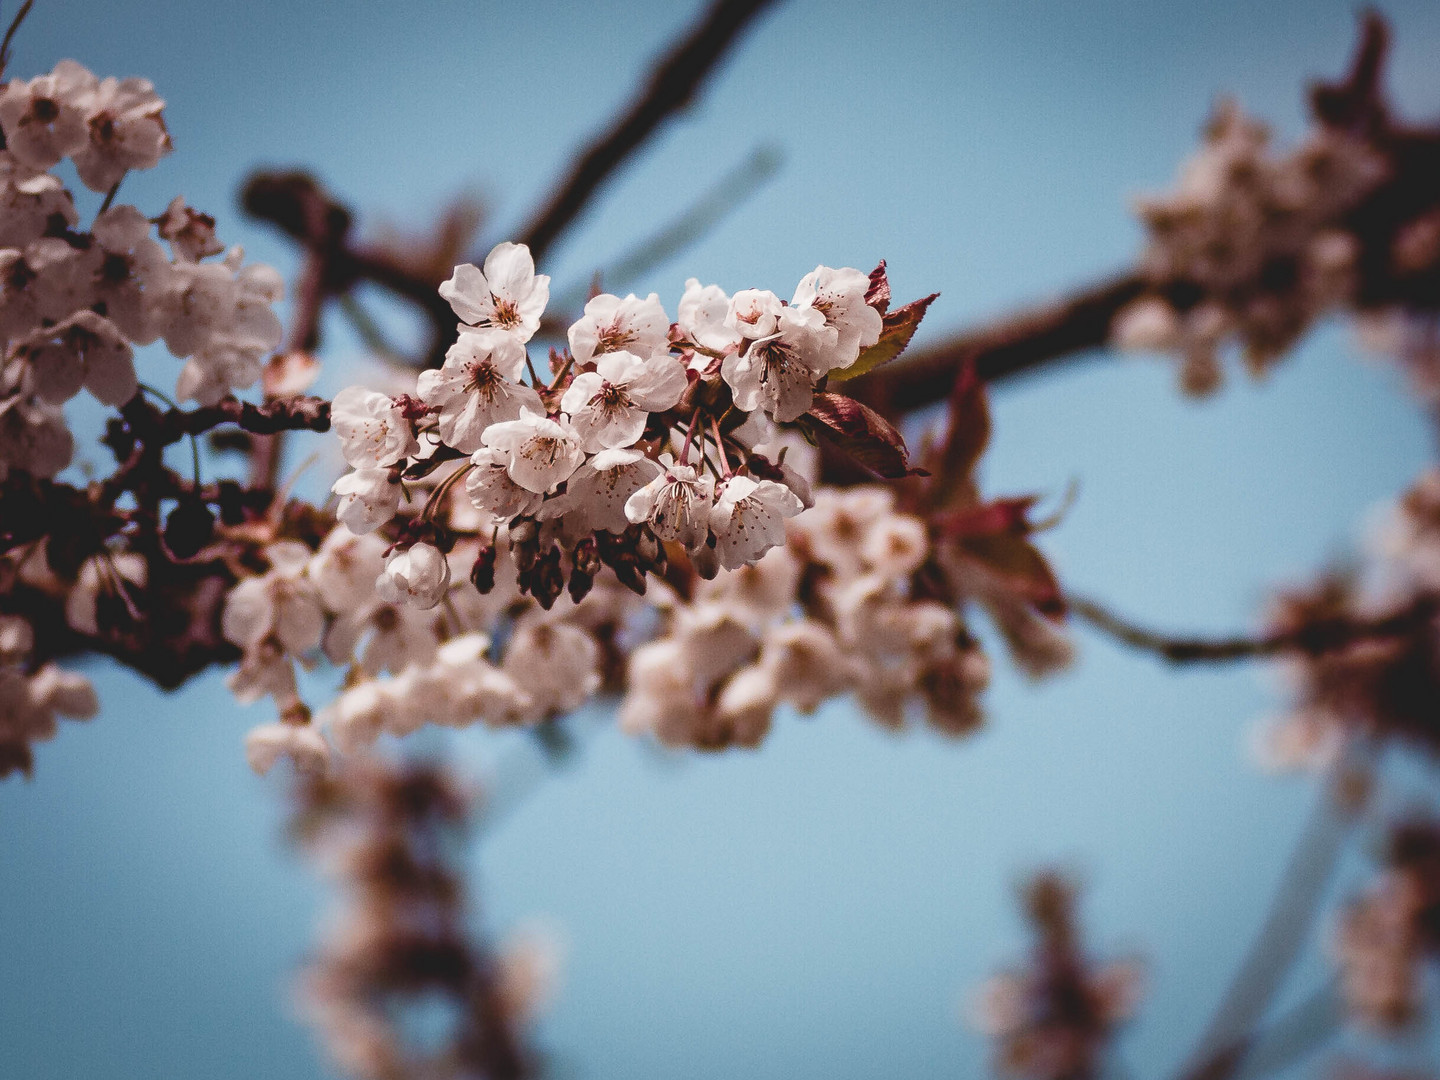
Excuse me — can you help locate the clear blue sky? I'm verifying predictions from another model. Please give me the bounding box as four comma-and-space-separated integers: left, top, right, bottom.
3, 2, 1440, 1078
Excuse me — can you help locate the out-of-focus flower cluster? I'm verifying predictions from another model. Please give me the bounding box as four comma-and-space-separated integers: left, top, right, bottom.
1251, 468, 1440, 772
291, 757, 542, 1080
1, 60, 284, 483
0, 611, 96, 777
968, 873, 1144, 1080
1113, 101, 1386, 395
1330, 817, 1440, 1031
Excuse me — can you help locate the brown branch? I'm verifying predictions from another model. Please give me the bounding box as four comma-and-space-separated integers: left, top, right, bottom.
848, 273, 1146, 412
514, 0, 778, 263
1069, 594, 1435, 665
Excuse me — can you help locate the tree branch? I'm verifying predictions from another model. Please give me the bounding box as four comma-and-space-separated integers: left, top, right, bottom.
1068, 594, 1435, 665
514, 0, 778, 263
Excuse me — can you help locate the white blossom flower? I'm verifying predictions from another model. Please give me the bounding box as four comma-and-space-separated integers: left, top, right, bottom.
709, 474, 806, 569
0, 391, 72, 478
71, 75, 171, 192
332, 468, 402, 535
89, 204, 171, 345
721, 305, 838, 422
12, 310, 137, 407
792, 265, 883, 370
244, 721, 330, 776
624, 453, 714, 549
465, 447, 544, 524
568, 290, 671, 365
560, 349, 688, 452
375, 543, 450, 610
759, 620, 853, 714
860, 512, 930, 578
0, 61, 95, 170
502, 615, 601, 717
162, 248, 285, 404
552, 448, 662, 533
330, 386, 419, 470
222, 541, 326, 656
65, 552, 146, 635
320, 680, 391, 754
154, 196, 223, 262
439, 241, 549, 343
481, 408, 584, 494
0, 151, 77, 249
324, 595, 439, 677
724, 288, 784, 340
416, 330, 541, 453
308, 529, 389, 604
678, 278, 740, 352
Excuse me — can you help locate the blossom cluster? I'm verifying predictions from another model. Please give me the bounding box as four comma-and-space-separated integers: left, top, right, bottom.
0, 61, 284, 480
1112, 101, 1386, 395
292, 758, 542, 1080
968, 873, 1144, 1080
328, 240, 887, 611
621, 486, 991, 750
1250, 468, 1440, 772
1330, 818, 1440, 1031
0, 612, 97, 778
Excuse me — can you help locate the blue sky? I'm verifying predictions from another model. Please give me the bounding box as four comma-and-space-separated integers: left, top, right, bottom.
3, 2, 1440, 1078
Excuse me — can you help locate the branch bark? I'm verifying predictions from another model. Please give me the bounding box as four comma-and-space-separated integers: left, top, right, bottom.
515, 0, 778, 263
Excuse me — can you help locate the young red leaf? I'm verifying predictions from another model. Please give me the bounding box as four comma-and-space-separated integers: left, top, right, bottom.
831, 292, 939, 382
956, 533, 1066, 617
800, 391, 928, 479
925, 355, 993, 508
865, 260, 891, 315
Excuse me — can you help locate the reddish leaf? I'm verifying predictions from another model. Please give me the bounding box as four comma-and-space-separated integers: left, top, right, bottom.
957, 533, 1066, 617
926, 355, 993, 507
865, 260, 891, 315
801, 391, 928, 479
832, 292, 939, 382
937, 496, 1040, 539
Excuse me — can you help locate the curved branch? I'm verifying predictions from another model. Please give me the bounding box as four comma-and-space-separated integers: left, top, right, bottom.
515, 0, 778, 263
1068, 594, 1435, 665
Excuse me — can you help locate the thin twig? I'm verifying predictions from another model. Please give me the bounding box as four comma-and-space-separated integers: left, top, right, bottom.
515, 0, 778, 263
552, 144, 782, 310
1068, 593, 1434, 665
0, 0, 34, 79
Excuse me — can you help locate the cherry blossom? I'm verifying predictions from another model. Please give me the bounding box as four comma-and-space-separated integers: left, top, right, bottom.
376, 543, 451, 610
792, 264, 883, 369
332, 468, 403, 535
331, 386, 420, 469
0, 60, 94, 170
708, 474, 805, 569
416, 330, 540, 453
567, 291, 670, 364
481, 408, 585, 494
439, 241, 550, 343
70, 74, 170, 192
721, 304, 838, 422
624, 454, 714, 549
559, 349, 688, 452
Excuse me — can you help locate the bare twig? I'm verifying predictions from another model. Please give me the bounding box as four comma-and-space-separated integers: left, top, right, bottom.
0, 0, 34, 80
515, 0, 778, 263
552, 144, 782, 311
1068, 594, 1434, 665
